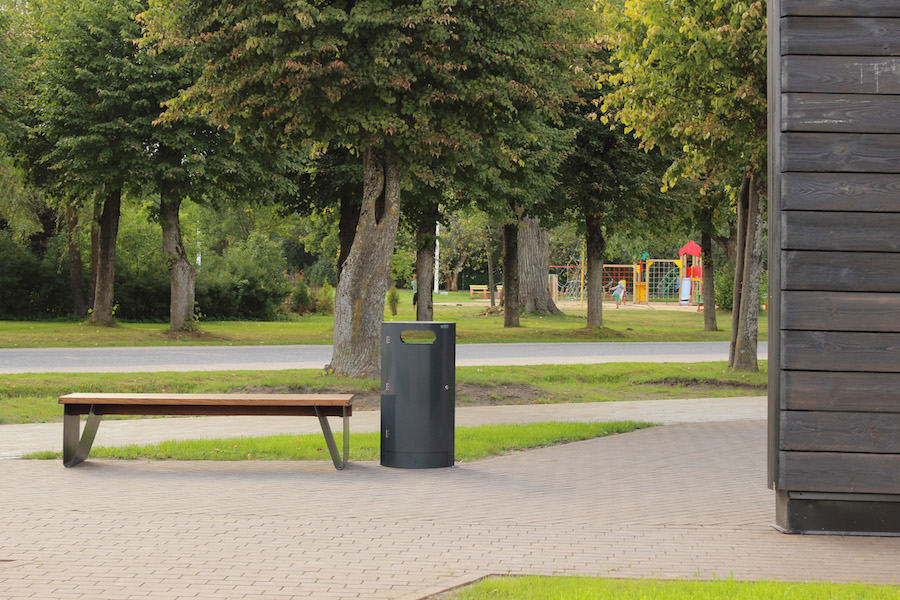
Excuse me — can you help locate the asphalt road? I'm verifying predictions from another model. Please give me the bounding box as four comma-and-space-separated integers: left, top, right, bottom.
0, 341, 767, 374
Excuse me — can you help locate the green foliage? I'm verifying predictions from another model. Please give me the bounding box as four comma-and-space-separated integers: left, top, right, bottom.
111, 201, 170, 321
386, 286, 400, 316
290, 279, 312, 315
314, 282, 335, 316
0, 230, 70, 319
558, 73, 678, 239
390, 225, 416, 288
143, 0, 597, 180
601, 0, 767, 190
196, 232, 292, 320
114, 273, 170, 321
715, 259, 736, 311
0, 1, 29, 145
305, 257, 338, 288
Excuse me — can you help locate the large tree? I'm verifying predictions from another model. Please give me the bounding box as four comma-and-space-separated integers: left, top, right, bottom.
557, 80, 674, 329
19, 0, 297, 330
601, 0, 767, 369
144, 0, 595, 375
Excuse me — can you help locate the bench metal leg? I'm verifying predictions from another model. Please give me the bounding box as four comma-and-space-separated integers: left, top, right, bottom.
315, 406, 349, 470
62, 408, 102, 468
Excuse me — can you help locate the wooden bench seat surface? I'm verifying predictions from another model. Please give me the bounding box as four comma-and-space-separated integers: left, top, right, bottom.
59, 392, 353, 407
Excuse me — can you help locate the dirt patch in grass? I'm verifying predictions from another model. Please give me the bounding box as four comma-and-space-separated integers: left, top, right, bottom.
158, 330, 229, 343
228, 383, 559, 411
645, 377, 766, 390
566, 327, 626, 339
456, 383, 561, 406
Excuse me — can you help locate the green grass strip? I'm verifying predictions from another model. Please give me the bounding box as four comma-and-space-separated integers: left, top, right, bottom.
448, 576, 900, 599
0, 362, 766, 425
26, 421, 652, 462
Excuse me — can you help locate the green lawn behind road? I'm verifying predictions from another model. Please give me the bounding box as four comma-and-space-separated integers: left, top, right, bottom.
0, 294, 765, 347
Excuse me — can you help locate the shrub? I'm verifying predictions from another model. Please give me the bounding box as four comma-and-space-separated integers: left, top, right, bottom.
715, 259, 735, 311
305, 257, 337, 287
291, 279, 312, 314
314, 282, 335, 315
114, 272, 170, 321
387, 286, 399, 315
0, 231, 71, 319
196, 232, 292, 319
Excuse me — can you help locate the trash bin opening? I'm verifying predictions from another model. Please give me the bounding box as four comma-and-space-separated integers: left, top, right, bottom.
399, 330, 437, 344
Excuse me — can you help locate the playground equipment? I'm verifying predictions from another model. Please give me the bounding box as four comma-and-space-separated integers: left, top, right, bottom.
677, 240, 703, 306
549, 241, 704, 306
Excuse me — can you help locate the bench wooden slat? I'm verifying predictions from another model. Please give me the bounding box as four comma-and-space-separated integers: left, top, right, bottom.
59, 392, 353, 407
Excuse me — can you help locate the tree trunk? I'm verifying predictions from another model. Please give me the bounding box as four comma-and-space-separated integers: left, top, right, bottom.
485, 228, 497, 307
517, 216, 562, 315
585, 212, 605, 328
732, 176, 765, 371
65, 205, 87, 318
699, 207, 718, 332
502, 221, 520, 327
338, 195, 360, 280
327, 147, 402, 377
161, 192, 197, 332
89, 201, 101, 312
729, 174, 751, 367
415, 215, 436, 322
447, 257, 466, 292
90, 189, 121, 326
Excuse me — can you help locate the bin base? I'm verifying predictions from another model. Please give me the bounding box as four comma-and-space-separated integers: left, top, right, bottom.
381, 450, 453, 469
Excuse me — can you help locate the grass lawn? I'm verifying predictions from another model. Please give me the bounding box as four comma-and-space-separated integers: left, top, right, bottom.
441, 576, 900, 599
0, 290, 765, 347
25, 421, 652, 462
0, 361, 766, 425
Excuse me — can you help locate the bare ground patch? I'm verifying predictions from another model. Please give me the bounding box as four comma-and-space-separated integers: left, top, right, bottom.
644, 377, 766, 390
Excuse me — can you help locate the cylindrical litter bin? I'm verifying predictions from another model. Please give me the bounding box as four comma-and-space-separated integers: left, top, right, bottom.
381, 321, 455, 468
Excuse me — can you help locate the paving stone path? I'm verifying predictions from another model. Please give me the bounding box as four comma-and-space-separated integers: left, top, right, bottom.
2, 402, 899, 599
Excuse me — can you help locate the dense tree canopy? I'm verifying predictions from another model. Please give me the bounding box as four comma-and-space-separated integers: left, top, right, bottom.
142, 0, 596, 375
143, 0, 594, 175
600, 0, 767, 188
13, 0, 301, 328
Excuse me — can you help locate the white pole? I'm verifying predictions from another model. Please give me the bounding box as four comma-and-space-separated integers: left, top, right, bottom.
433, 222, 440, 293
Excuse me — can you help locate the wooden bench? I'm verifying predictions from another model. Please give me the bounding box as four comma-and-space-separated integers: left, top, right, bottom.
469, 284, 489, 297
59, 393, 354, 470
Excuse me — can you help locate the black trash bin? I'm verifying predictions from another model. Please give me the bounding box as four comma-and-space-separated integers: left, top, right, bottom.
380, 321, 455, 468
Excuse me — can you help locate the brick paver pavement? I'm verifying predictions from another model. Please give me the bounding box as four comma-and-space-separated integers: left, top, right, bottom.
2, 418, 900, 599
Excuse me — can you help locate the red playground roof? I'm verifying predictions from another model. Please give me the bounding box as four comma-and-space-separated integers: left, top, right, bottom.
679, 240, 701, 257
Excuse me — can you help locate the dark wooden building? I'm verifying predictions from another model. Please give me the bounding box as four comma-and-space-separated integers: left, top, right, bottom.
770, 0, 900, 534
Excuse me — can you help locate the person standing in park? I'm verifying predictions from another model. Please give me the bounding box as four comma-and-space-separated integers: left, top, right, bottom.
412, 274, 418, 307
612, 280, 627, 308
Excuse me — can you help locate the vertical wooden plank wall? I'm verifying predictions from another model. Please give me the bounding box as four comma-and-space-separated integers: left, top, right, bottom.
771, 0, 900, 534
